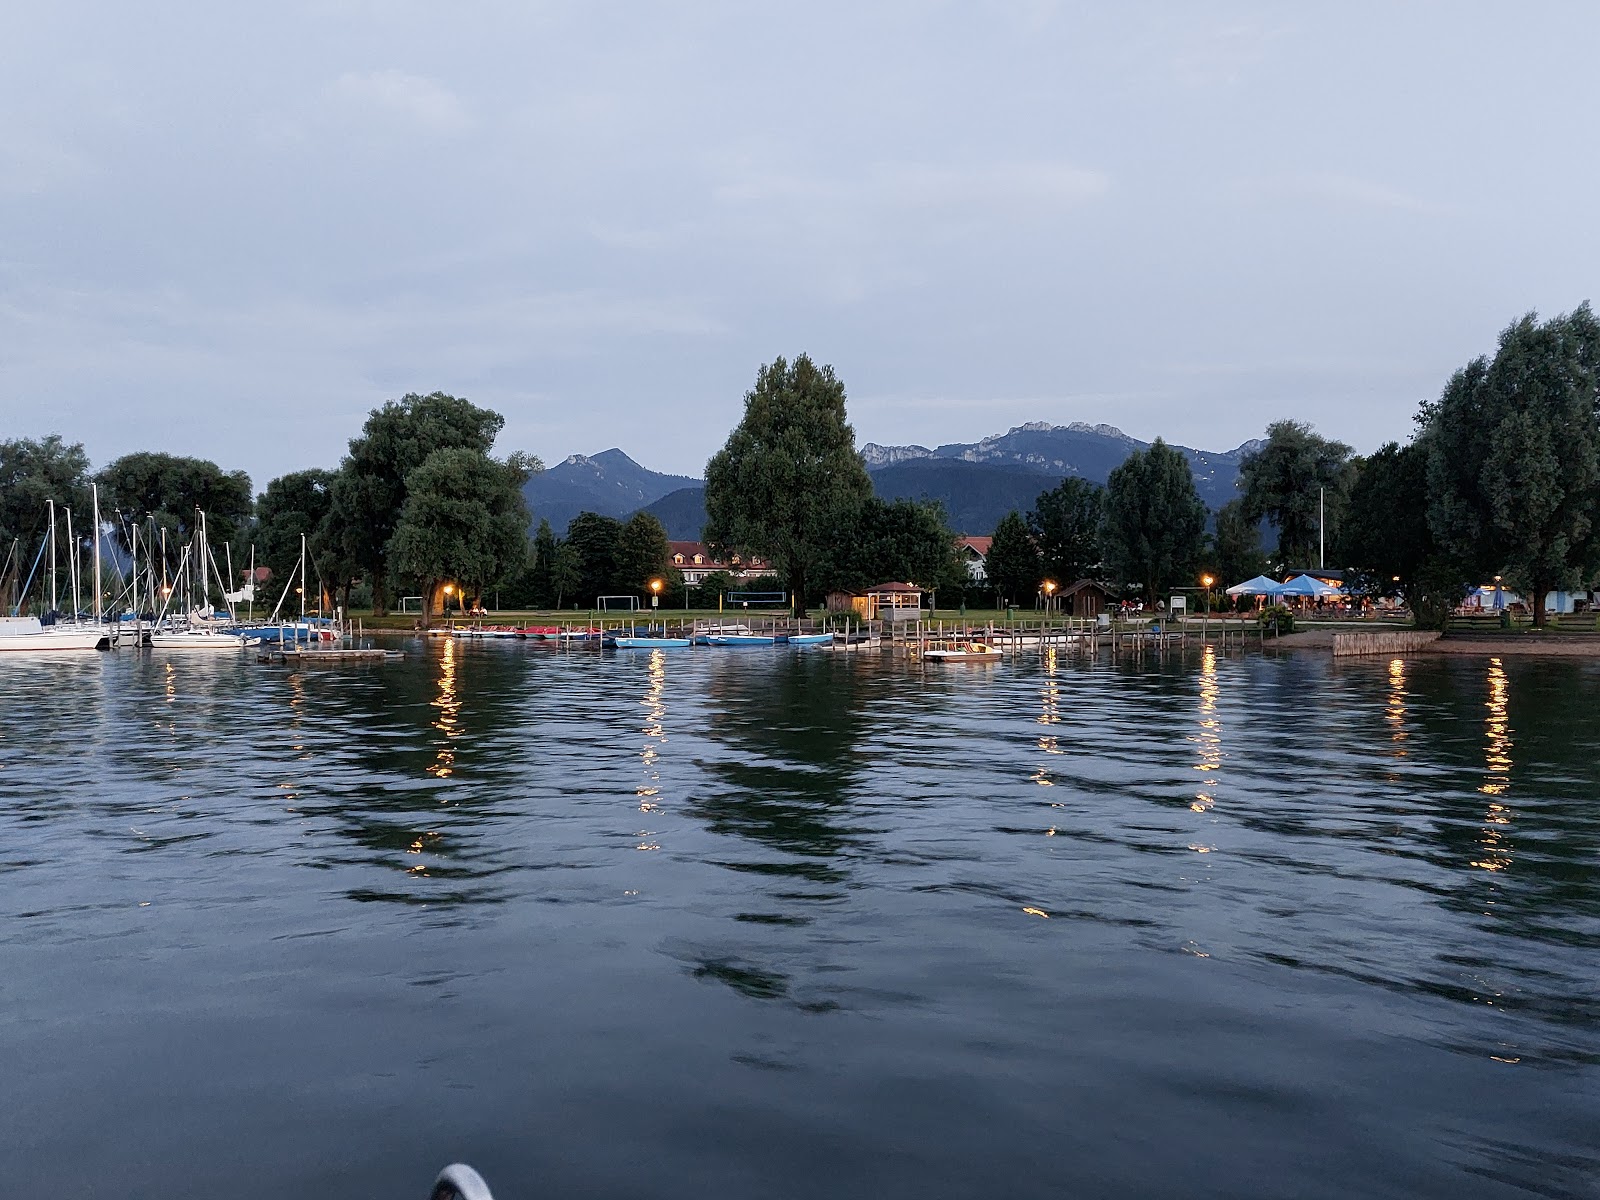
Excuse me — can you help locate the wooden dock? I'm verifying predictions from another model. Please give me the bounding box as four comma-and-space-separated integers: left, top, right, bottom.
259, 648, 401, 665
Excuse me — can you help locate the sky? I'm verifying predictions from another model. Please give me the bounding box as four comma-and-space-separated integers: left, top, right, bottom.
3, 2, 1597, 488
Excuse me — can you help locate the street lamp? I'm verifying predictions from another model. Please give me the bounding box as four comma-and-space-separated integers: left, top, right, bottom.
1200, 573, 1214, 615
443, 583, 454, 616
649, 577, 663, 615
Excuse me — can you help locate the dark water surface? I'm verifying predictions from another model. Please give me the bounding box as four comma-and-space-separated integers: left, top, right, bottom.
3, 640, 1598, 1198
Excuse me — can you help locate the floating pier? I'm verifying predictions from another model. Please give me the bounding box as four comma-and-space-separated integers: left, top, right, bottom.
259, 647, 401, 665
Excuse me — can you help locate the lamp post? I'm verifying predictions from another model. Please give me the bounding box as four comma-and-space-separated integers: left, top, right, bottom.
1200, 573, 1214, 616
442, 583, 454, 618
1042, 579, 1057, 615
649, 577, 662, 624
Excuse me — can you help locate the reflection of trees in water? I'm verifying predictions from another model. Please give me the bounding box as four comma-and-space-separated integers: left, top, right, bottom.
293, 640, 534, 909
689, 652, 871, 876
681, 652, 877, 1006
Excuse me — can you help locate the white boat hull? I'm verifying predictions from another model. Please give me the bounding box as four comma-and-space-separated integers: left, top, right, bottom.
0, 618, 109, 652
148, 632, 259, 650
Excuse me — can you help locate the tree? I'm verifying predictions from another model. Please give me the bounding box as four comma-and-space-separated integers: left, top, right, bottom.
565, 512, 624, 606
1338, 441, 1464, 628
817, 497, 963, 598
0, 435, 92, 550
615, 511, 672, 596
0, 435, 93, 613
550, 541, 581, 609
1211, 498, 1267, 597
1238, 420, 1353, 567
704, 354, 873, 613
388, 448, 531, 624
336, 392, 528, 614
1027, 477, 1103, 586
96, 451, 254, 551
1101, 439, 1207, 606
985, 511, 1042, 606
1422, 304, 1600, 627
695, 570, 735, 608
529, 518, 558, 608
254, 469, 336, 599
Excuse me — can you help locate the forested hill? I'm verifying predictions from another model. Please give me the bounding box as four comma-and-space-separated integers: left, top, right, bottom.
521, 449, 698, 535
526, 423, 1257, 539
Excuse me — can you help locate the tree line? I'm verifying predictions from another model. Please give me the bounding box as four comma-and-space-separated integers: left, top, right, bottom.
5, 303, 1595, 626
702, 305, 1599, 627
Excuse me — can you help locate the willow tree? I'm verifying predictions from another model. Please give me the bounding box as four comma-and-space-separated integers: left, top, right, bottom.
703, 354, 871, 613
1422, 304, 1600, 627
1101, 438, 1206, 606
1238, 420, 1353, 568
334, 392, 518, 614
388, 448, 531, 624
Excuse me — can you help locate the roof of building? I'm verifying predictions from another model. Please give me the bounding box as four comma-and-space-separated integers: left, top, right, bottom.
957, 536, 993, 555
1061, 578, 1109, 596
667, 541, 769, 569
866, 581, 923, 594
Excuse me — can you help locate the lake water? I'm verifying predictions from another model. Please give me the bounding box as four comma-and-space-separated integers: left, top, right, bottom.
3, 640, 1597, 1199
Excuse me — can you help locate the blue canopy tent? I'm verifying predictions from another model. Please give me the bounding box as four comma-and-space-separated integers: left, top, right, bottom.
1279, 574, 1343, 597
1224, 574, 1285, 597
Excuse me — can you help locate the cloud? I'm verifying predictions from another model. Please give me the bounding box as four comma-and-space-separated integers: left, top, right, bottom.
1233, 172, 1449, 216
328, 69, 472, 135
713, 159, 1109, 213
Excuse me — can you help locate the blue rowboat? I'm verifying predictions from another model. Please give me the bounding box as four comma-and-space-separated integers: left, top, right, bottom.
611, 636, 692, 648
706, 634, 778, 646
786, 632, 833, 645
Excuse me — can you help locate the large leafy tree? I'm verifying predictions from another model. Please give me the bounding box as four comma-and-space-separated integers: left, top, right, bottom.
615, 511, 672, 596
388, 448, 531, 624
818, 497, 963, 597
528, 518, 558, 608
1210, 498, 1267, 593
704, 354, 873, 613
0, 435, 92, 551
565, 511, 624, 606
985, 511, 1042, 606
1338, 441, 1463, 627
1101, 438, 1207, 606
254, 469, 336, 600
1238, 420, 1353, 567
96, 451, 254, 550
1422, 304, 1600, 627
1027, 477, 1103, 585
336, 392, 525, 614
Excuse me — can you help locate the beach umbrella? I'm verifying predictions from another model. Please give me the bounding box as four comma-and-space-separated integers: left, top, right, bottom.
1224, 574, 1285, 596
1279, 574, 1343, 597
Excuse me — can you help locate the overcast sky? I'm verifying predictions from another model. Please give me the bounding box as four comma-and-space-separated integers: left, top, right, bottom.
3, 2, 1596, 487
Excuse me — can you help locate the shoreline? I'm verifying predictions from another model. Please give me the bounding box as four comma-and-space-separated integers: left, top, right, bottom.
1272, 628, 1600, 657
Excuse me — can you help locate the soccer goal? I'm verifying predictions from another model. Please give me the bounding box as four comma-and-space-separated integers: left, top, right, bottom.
597, 594, 640, 612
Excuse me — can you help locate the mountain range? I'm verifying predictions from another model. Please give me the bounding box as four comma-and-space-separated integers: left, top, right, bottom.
522, 423, 1260, 540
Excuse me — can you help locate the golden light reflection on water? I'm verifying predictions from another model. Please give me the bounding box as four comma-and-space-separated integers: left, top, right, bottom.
428, 636, 461, 779
636, 649, 668, 847
1190, 645, 1222, 812
1473, 658, 1514, 873
1386, 657, 1408, 753
1032, 647, 1061, 787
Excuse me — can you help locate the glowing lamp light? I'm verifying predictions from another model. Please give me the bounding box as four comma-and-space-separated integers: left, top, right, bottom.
1042, 580, 1057, 595
649, 578, 663, 594
1200, 574, 1215, 588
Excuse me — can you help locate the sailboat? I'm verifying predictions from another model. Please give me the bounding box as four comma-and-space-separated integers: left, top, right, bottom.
0, 497, 112, 652
147, 511, 259, 650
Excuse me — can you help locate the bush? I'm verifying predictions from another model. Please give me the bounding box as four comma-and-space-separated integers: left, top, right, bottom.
1258, 603, 1295, 635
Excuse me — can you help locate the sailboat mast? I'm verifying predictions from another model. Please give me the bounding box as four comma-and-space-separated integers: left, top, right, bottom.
65, 508, 81, 617
91, 484, 103, 622
247, 545, 256, 623
48, 500, 57, 614
300, 533, 307, 621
